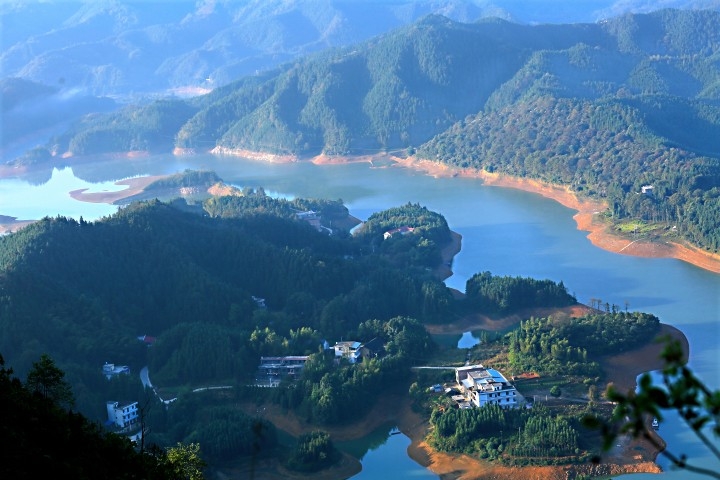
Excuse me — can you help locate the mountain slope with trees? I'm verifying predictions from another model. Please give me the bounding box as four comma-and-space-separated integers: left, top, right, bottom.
7, 0, 704, 99
29, 9, 720, 255
0, 195, 455, 416
0, 354, 199, 480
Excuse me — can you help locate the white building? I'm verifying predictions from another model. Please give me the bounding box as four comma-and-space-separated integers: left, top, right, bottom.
383, 226, 415, 240
455, 364, 518, 408
106, 400, 139, 429
333, 341, 362, 363
102, 362, 130, 380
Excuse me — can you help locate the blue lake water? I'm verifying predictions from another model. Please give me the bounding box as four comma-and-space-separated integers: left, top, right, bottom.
1, 154, 718, 479
0, 167, 120, 221
337, 424, 437, 479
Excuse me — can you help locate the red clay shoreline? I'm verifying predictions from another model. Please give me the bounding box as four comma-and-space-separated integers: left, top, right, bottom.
389, 154, 720, 274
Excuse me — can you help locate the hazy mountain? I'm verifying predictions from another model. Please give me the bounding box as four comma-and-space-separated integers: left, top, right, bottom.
0, 77, 116, 155
2, 0, 718, 156
53, 9, 720, 155
2, 0, 719, 100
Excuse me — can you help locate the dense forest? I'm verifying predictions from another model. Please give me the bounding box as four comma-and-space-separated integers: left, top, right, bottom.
23, 9, 720, 255
506, 312, 660, 377
266, 315, 435, 425
0, 193, 585, 468
0, 195, 452, 462
0, 190, 677, 474
0, 195, 451, 403
352, 202, 452, 268
429, 403, 591, 466
464, 271, 577, 315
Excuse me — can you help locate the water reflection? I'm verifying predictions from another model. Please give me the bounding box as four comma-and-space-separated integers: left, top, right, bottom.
0, 167, 119, 221
337, 424, 439, 479
457, 331, 480, 349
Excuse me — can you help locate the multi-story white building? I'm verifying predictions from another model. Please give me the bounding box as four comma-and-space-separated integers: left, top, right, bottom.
455, 364, 518, 408
106, 400, 139, 429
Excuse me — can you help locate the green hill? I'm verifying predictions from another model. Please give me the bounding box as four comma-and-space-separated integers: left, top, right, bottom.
0, 195, 454, 412
5, 0, 662, 98
39, 9, 720, 253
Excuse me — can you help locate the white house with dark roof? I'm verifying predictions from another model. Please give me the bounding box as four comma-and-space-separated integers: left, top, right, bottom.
256, 355, 309, 386
455, 364, 518, 408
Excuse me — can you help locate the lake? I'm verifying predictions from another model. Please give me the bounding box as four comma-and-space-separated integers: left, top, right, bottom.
1, 153, 718, 479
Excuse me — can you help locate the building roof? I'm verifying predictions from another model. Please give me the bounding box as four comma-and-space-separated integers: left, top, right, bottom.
456, 364, 485, 373
383, 226, 415, 239
259, 356, 309, 366
108, 400, 138, 409
103, 363, 130, 376
459, 365, 514, 392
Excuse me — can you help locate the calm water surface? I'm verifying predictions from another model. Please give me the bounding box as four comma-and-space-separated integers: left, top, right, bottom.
1, 154, 718, 478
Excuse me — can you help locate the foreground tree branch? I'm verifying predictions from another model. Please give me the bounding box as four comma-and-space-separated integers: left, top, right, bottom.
583, 335, 720, 478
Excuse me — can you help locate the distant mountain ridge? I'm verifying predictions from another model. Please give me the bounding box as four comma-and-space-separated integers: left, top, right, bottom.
2, 0, 719, 99
43, 9, 719, 154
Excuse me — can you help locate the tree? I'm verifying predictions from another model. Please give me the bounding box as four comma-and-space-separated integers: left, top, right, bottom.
550, 385, 561, 398
25, 353, 74, 409
165, 442, 206, 480
286, 430, 339, 472
0, 353, 182, 480
584, 336, 720, 478
409, 381, 423, 405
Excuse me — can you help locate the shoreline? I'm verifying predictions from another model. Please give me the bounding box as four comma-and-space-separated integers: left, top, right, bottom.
240, 320, 683, 480
68, 174, 171, 204
414, 324, 686, 480
391, 155, 720, 274
206, 149, 720, 274
7, 149, 720, 275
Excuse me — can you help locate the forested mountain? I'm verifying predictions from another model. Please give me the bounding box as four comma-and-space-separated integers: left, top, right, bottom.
5, 0, 710, 99
31, 8, 719, 254
46, 9, 720, 156
0, 196, 455, 416
0, 193, 584, 463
